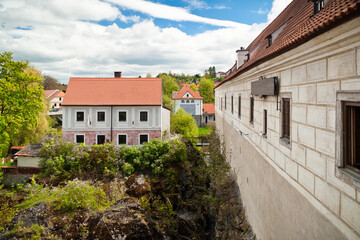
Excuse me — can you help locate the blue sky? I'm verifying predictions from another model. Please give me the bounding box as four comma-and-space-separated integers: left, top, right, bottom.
0, 0, 291, 83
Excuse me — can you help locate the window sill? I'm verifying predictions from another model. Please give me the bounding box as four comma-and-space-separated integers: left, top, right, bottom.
336, 167, 360, 190
279, 137, 291, 149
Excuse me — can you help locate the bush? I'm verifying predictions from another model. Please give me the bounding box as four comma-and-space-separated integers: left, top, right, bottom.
170, 108, 198, 138
18, 179, 108, 213
40, 136, 186, 178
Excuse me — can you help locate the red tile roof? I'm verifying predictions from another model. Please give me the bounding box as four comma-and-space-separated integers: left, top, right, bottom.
55, 91, 65, 97
62, 77, 162, 106
216, 0, 360, 88
44, 90, 58, 98
203, 103, 215, 114
172, 85, 203, 100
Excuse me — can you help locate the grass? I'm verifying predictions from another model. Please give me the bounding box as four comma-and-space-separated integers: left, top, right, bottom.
0, 161, 15, 167
198, 127, 213, 136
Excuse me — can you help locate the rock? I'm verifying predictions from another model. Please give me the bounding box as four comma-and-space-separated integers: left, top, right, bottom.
7, 202, 49, 230
87, 207, 163, 240
126, 174, 151, 198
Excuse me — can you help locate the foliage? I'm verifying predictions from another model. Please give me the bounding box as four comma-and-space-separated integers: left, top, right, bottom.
170, 108, 198, 138
198, 78, 215, 103
159, 73, 180, 109
40, 136, 186, 178
42, 75, 60, 90
0, 52, 44, 156
189, 83, 198, 91
18, 178, 108, 213
198, 127, 213, 136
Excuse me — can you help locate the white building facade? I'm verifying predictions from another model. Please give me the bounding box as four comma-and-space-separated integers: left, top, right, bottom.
215, 0, 360, 239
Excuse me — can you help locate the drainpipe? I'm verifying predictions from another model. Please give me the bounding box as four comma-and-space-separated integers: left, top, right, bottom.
110, 106, 113, 142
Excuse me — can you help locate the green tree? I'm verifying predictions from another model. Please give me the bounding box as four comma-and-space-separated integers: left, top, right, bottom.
0, 52, 44, 156
170, 108, 198, 138
159, 73, 180, 109
198, 78, 215, 103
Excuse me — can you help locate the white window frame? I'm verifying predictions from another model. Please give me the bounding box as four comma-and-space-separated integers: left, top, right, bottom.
75, 134, 85, 144
117, 133, 128, 145
139, 110, 149, 123
138, 133, 149, 145
96, 110, 106, 123
96, 134, 106, 144
75, 110, 85, 122
118, 110, 128, 122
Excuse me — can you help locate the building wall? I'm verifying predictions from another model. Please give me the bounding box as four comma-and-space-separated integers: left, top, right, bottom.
174, 99, 203, 116
62, 130, 161, 145
50, 96, 63, 109
161, 107, 171, 134
215, 17, 360, 239
62, 105, 162, 145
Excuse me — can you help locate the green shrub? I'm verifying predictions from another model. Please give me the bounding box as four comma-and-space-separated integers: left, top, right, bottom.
18, 178, 108, 213
53, 179, 108, 212
40, 136, 186, 178
170, 108, 198, 138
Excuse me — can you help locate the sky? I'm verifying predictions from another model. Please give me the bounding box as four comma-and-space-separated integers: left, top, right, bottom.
0, 0, 292, 83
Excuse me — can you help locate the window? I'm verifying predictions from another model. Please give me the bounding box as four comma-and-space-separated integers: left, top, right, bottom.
76, 111, 84, 122
281, 98, 290, 141
186, 100, 190, 103
313, 0, 324, 14
119, 111, 127, 122
54, 103, 57, 107
118, 134, 127, 145
263, 110, 267, 137
225, 95, 227, 110
187, 94, 189, 97
336, 92, 360, 187
97, 111, 105, 122
343, 102, 360, 173
250, 97, 254, 124
266, 35, 272, 47
191, 100, 194, 103
59, 97, 62, 101
221, 98, 223, 110
238, 95, 241, 118
97, 135, 106, 145
231, 96, 234, 114
139, 134, 149, 145
181, 100, 185, 103
140, 111, 148, 122
75, 134, 85, 144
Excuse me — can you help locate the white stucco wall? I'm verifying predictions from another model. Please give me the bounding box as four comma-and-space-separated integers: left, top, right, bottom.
215, 17, 360, 239
161, 107, 171, 134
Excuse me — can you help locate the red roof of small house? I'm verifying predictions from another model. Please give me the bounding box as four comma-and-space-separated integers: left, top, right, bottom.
62, 77, 162, 106
203, 103, 215, 114
55, 91, 65, 97
172, 85, 203, 100
216, 0, 360, 88
44, 90, 58, 99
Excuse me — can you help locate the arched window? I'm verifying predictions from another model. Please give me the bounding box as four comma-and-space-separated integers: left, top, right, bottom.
186, 100, 190, 103
181, 100, 185, 103
191, 100, 194, 103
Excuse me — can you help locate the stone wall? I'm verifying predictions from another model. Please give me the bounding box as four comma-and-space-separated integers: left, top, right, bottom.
214, 17, 360, 239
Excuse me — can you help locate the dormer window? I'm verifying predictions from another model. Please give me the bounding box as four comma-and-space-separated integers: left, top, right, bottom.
312, 0, 325, 14
266, 35, 272, 47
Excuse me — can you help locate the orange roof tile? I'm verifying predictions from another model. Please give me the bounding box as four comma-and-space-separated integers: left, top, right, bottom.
216, 0, 360, 88
55, 91, 65, 97
62, 77, 162, 106
203, 103, 215, 114
44, 90, 58, 98
172, 85, 203, 100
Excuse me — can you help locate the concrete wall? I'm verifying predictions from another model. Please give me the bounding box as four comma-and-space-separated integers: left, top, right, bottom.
18, 157, 40, 168
215, 17, 360, 239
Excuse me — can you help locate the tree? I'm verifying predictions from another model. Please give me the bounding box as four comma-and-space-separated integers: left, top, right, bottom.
0, 52, 44, 156
171, 108, 198, 138
198, 78, 215, 103
42, 75, 60, 90
159, 73, 180, 110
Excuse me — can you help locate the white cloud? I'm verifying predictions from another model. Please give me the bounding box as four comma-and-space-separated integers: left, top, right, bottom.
183, 0, 210, 10
105, 0, 243, 28
0, 0, 292, 83
267, 0, 292, 22
253, 8, 269, 15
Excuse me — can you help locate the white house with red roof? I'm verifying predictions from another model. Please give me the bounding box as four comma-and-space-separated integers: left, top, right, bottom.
44, 89, 65, 109
202, 103, 215, 126
62, 72, 170, 145
215, 0, 360, 238
172, 85, 203, 126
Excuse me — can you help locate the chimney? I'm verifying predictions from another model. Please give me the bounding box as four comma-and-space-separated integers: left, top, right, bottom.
236, 47, 249, 69
114, 71, 122, 78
